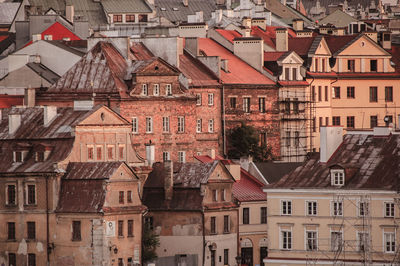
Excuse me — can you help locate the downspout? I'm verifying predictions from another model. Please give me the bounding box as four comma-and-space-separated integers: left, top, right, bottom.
222, 84, 226, 156
46, 174, 50, 265
308, 76, 315, 152
202, 210, 206, 266
236, 205, 240, 265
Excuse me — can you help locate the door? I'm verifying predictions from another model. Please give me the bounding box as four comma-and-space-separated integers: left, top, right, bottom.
260, 247, 268, 266
241, 247, 253, 266
211, 250, 216, 266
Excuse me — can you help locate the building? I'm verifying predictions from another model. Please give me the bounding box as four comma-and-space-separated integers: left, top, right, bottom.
264, 126, 400, 265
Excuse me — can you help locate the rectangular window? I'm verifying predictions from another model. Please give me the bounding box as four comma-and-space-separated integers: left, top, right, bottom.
118, 220, 123, 237
96, 146, 102, 160
331, 231, 343, 251
166, 84, 172, 96
126, 14, 135, 22
208, 119, 214, 133
36, 151, 44, 162
178, 117, 185, 133
27, 185, 36, 205
153, 84, 160, 96
261, 207, 267, 224
385, 202, 395, 217
230, 97, 236, 109
208, 93, 214, 106
8, 253, 16, 266
285, 131, 291, 147
8, 222, 15, 240
347, 116, 355, 128
27, 221, 35, 240
223, 215, 230, 233
347, 87, 355, 98
128, 220, 134, 237
138, 14, 148, 22
311, 86, 315, 101
369, 87, 378, 102
306, 231, 317, 251
358, 232, 369, 251
293, 98, 299, 113
319, 117, 323, 129
259, 97, 265, 113
281, 230, 292, 250
325, 117, 329, 126
15, 151, 22, 162
347, 59, 355, 72
146, 117, 153, 133
284, 98, 290, 113
127, 191, 132, 203
196, 94, 201, 105
370, 59, 377, 72
322, 58, 326, 72
315, 58, 319, 72
332, 170, 344, 186
224, 249, 229, 265
107, 146, 114, 160
260, 132, 267, 147
370, 115, 378, 128
281, 200, 292, 215
294, 131, 300, 147
113, 14, 122, 22
162, 117, 170, 133
118, 145, 124, 160
72, 221, 81, 241
144, 217, 153, 230
196, 119, 202, 133
384, 232, 396, 253
324, 86, 328, 101
359, 202, 369, 217
162, 151, 170, 162
7, 184, 16, 205
385, 86, 393, 102
28, 253, 36, 266
221, 189, 226, 201
118, 258, 123, 266
212, 189, 218, 202
333, 87, 340, 99
307, 201, 317, 216
178, 151, 185, 163
142, 84, 148, 95
285, 67, 290, 79
132, 117, 138, 133
87, 146, 94, 160
119, 191, 124, 204
292, 68, 297, 80
243, 208, 250, 224
332, 201, 343, 216
332, 116, 341, 126
313, 117, 316, 132
243, 97, 251, 113
318, 86, 322, 102
211, 216, 216, 234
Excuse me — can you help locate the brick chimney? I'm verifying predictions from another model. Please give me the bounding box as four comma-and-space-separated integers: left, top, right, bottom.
24, 88, 36, 107
381, 31, 392, 49
275, 28, 288, 51
242, 17, 251, 28
43, 106, 57, 127
320, 126, 343, 163
145, 142, 155, 166
9, 113, 21, 135
164, 161, 173, 200
292, 19, 304, 31
365, 31, 378, 42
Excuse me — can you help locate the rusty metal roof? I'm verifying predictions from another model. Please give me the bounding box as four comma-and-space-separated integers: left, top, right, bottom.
142, 188, 203, 211
269, 134, 400, 191
63, 162, 126, 179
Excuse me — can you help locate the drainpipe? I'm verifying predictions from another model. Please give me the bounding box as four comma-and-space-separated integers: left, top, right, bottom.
46, 174, 50, 265
222, 84, 226, 156
308, 76, 315, 152
202, 210, 206, 266
236, 203, 240, 265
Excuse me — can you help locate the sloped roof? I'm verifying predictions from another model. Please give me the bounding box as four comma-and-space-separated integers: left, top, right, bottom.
318, 9, 358, 28
265, 0, 313, 25
130, 42, 154, 60
215, 29, 242, 44
26, 63, 60, 84
0, 2, 20, 25
232, 169, 267, 202
268, 134, 400, 190
303, 0, 370, 15
155, 0, 216, 23
102, 0, 152, 13
324, 34, 358, 55
142, 188, 204, 211
63, 162, 126, 179
48, 41, 128, 95
255, 162, 303, 184
288, 37, 316, 56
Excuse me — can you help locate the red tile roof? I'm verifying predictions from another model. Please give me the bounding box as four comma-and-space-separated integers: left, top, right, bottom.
0, 95, 23, 108
288, 37, 316, 56
252, 26, 297, 49
198, 38, 275, 85
278, 80, 309, 86
0, 35, 7, 42
130, 42, 154, 60
324, 35, 358, 55
215, 29, 242, 43
232, 169, 267, 202
264, 51, 287, 61
24, 22, 81, 47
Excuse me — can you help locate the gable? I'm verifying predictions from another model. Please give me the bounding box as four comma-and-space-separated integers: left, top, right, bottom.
209, 162, 235, 182
136, 58, 180, 76
280, 51, 304, 65
337, 35, 391, 57
41, 22, 81, 41
77, 106, 130, 126
109, 163, 138, 181
314, 37, 331, 56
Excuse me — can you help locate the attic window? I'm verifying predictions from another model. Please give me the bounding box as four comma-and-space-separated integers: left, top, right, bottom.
14, 151, 23, 162
36, 152, 45, 162
331, 169, 345, 186
172, 7, 179, 11
160, 7, 166, 11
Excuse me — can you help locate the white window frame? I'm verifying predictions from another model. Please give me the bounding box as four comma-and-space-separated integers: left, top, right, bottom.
146, 117, 153, 133
142, 84, 148, 96
196, 94, 202, 105
357, 231, 369, 252
331, 201, 343, 216
208, 119, 214, 133
5, 183, 17, 206
162, 151, 170, 162
153, 84, 160, 96
384, 202, 395, 218
208, 93, 214, 106
243, 97, 250, 113
280, 228, 292, 250
330, 230, 343, 251
358, 201, 369, 217
306, 201, 317, 216
384, 231, 396, 253
132, 117, 138, 133
305, 230, 318, 251
178, 117, 185, 133
178, 151, 185, 163
281, 200, 292, 215
331, 169, 345, 186
166, 84, 172, 96
196, 119, 202, 133
162, 117, 170, 133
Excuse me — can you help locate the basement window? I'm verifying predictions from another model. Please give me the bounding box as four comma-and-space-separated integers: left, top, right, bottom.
331, 169, 345, 186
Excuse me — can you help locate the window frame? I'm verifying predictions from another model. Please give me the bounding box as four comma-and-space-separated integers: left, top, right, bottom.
331, 201, 343, 216
146, 117, 153, 133
72, 220, 81, 241
153, 84, 160, 96
243, 207, 250, 224
210, 216, 216, 234
261, 207, 267, 224
177, 117, 185, 133
370, 115, 378, 128
162, 116, 170, 133
8, 222, 16, 240
28, 253, 36, 266
330, 230, 343, 251
306, 201, 317, 216
132, 117, 138, 133
127, 220, 134, 237
331, 169, 345, 186
166, 84, 172, 96
369, 86, 378, 102
142, 84, 148, 96
223, 215, 230, 233
347, 86, 355, 99
281, 200, 292, 215
384, 232, 396, 253
259, 97, 266, 113
208, 119, 214, 133
196, 94, 202, 105
118, 220, 124, 237
178, 151, 185, 163
243, 97, 251, 113
162, 151, 170, 162
6, 183, 17, 206
305, 230, 318, 251
229, 97, 237, 109
196, 119, 202, 133
26, 184, 36, 205
384, 202, 395, 218
208, 93, 214, 106
280, 229, 292, 250
333, 87, 341, 99
119, 191, 124, 204
346, 116, 355, 128
27, 221, 36, 240
385, 86, 393, 102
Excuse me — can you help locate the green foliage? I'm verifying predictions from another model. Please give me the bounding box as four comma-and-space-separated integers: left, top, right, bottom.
142, 226, 160, 264
227, 123, 274, 162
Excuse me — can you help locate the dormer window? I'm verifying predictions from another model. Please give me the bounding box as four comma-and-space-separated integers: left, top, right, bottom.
14, 151, 23, 162
331, 169, 345, 186
36, 152, 44, 162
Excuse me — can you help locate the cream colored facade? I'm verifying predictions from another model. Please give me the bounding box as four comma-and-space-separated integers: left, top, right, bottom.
264, 189, 400, 265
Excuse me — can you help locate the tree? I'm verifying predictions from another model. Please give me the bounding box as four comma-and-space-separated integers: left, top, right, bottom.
142, 226, 160, 264
227, 123, 274, 162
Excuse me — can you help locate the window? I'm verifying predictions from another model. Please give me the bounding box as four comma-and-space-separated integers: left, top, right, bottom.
14, 151, 23, 162
212, 189, 218, 202
7, 184, 16, 205
107, 146, 114, 160
128, 220, 134, 237
243, 97, 250, 113
138, 14, 148, 22
119, 191, 124, 204
230, 97, 236, 109
127, 191, 132, 203
285, 131, 291, 147
118, 220, 123, 237
208, 119, 214, 133
27, 221, 35, 240
369, 87, 378, 102
72, 221, 81, 241
385, 86, 393, 102
285, 67, 290, 79
27, 185, 36, 205
146, 117, 153, 133
331, 231, 343, 251
223, 215, 230, 233
8, 222, 15, 240
347, 87, 355, 98
259, 97, 265, 113
293, 98, 299, 113
224, 249, 229, 265
306, 201, 317, 216
162, 117, 170, 133
333, 87, 340, 99
318, 86, 322, 102
347, 59, 355, 72
347, 116, 355, 128
28, 254, 36, 266
261, 207, 267, 224
384, 232, 396, 253
325, 117, 329, 126
166, 84, 172, 96
153, 84, 159, 96
196, 119, 202, 133
281, 230, 292, 250
292, 68, 297, 80
178, 117, 185, 133
370, 59, 377, 72
385, 202, 395, 217
96, 146, 102, 160
221, 189, 226, 201
331, 170, 344, 186
243, 208, 250, 224
113, 14, 122, 22
162, 151, 170, 162
325, 86, 328, 101
36, 151, 44, 162
260, 132, 267, 147
118, 258, 123, 266
8, 253, 16, 266
87, 146, 94, 160
370, 116, 378, 128
128, 258, 133, 266
208, 93, 214, 106
313, 118, 316, 132
284, 99, 290, 113
332, 116, 341, 126
358, 232, 369, 251
126, 14, 135, 22
359, 201, 369, 217
118, 145, 124, 160
322, 58, 326, 72
211, 216, 216, 234
132, 117, 138, 133
178, 151, 185, 163
144, 217, 153, 230
319, 117, 323, 129
315, 58, 319, 72
281, 200, 292, 215
311, 86, 315, 101
306, 231, 317, 251
294, 131, 300, 147
332, 201, 343, 216
196, 94, 201, 105
142, 84, 148, 95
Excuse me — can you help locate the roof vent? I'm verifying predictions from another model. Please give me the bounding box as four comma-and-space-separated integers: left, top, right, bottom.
9, 114, 21, 135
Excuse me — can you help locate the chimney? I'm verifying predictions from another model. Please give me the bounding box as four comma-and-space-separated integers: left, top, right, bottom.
320, 126, 343, 163
145, 142, 155, 166
275, 28, 288, 51
381, 31, 392, 49
242, 17, 251, 28
365, 31, 378, 42
182, 0, 188, 6
24, 88, 36, 107
225, 163, 241, 181
210, 149, 216, 159
184, 37, 199, 56
9, 114, 21, 135
164, 161, 173, 200
252, 18, 266, 31
221, 59, 229, 72
32, 34, 41, 42
226, 0, 232, 9
43, 106, 57, 127
292, 19, 304, 31
281, 0, 287, 5
233, 37, 264, 72
66, 4, 74, 23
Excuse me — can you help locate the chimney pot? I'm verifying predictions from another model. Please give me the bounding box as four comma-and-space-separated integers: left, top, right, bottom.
183, 0, 188, 6
320, 126, 343, 163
